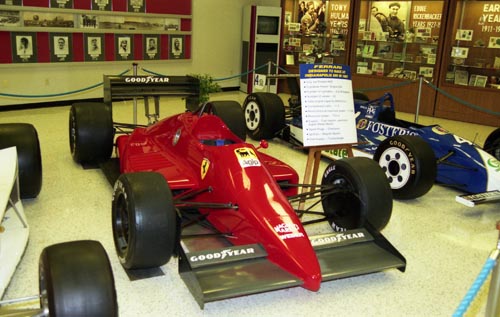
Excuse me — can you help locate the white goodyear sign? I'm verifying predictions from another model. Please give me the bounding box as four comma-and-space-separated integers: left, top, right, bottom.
234, 148, 261, 168
299, 64, 358, 147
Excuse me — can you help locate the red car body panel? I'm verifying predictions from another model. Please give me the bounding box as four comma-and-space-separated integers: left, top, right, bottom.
115, 112, 321, 291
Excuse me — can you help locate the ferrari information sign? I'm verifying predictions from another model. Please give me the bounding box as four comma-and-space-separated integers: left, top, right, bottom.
299, 64, 358, 147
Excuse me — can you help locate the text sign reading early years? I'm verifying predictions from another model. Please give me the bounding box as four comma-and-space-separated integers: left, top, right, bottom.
299, 64, 358, 147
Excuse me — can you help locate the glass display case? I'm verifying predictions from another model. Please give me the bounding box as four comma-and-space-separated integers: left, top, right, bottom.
443, 0, 500, 89
281, 0, 352, 66
354, 1, 444, 82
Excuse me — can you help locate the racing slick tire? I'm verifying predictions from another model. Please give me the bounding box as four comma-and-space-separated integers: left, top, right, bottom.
353, 91, 370, 101
208, 100, 247, 141
0, 123, 42, 198
39, 240, 118, 317
69, 102, 113, 165
243, 92, 286, 140
321, 157, 392, 232
374, 135, 436, 200
112, 172, 177, 269
484, 128, 500, 160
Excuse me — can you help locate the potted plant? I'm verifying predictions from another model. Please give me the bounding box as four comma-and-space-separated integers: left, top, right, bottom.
186, 73, 221, 111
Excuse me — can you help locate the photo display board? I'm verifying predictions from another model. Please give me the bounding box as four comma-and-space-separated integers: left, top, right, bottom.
0, 0, 192, 64
299, 64, 358, 147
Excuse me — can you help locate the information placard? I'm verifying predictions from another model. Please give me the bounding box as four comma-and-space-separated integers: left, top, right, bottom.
299, 64, 357, 147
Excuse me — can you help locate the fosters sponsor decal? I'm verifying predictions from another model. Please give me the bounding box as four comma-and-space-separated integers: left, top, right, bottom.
357, 119, 418, 137
274, 223, 305, 240
234, 147, 261, 168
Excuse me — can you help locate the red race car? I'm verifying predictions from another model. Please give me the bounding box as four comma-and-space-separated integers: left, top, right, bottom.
69, 75, 405, 308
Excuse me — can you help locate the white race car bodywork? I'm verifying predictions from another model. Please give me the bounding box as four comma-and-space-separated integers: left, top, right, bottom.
0, 147, 29, 298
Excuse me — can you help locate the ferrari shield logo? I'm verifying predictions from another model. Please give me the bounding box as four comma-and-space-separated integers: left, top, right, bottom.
201, 158, 210, 179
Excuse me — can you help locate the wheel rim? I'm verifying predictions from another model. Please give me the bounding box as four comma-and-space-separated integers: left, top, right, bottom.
114, 194, 130, 260
323, 175, 361, 231
378, 147, 411, 189
245, 101, 261, 131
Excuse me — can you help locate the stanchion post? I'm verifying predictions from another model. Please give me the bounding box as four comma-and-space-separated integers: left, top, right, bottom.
485, 221, 500, 317
266, 60, 272, 92
415, 75, 423, 124
132, 62, 138, 125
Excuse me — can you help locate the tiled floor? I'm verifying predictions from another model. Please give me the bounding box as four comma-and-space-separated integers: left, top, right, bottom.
1, 91, 499, 317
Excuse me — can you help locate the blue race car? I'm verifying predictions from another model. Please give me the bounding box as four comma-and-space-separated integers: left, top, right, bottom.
243, 92, 500, 205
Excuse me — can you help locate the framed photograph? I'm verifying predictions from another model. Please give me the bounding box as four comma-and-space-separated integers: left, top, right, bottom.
426, 53, 436, 65
289, 37, 301, 47
51, 0, 72, 9
288, 23, 300, 32
494, 57, 500, 69
284, 11, 292, 25
78, 14, 98, 29
330, 40, 345, 51
51, 33, 72, 62
356, 61, 369, 74
116, 35, 133, 60
468, 74, 477, 86
165, 18, 180, 31
416, 28, 432, 38
85, 34, 104, 61
12, 32, 36, 63
128, 0, 145, 13
419, 66, 434, 78
0, 10, 20, 27
302, 44, 314, 53
475, 75, 488, 88
362, 44, 374, 58
144, 35, 160, 60
322, 56, 334, 64
169, 36, 184, 59
372, 62, 384, 76
0, 0, 22, 5
399, 70, 417, 80
93, 0, 110, 11
456, 29, 473, 41
451, 47, 469, 59
488, 37, 500, 49
23, 12, 74, 28
454, 70, 469, 86
286, 54, 295, 65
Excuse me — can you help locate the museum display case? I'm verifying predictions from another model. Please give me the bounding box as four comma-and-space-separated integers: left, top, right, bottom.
350, 0, 446, 114
353, 1, 444, 81
435, 0, 500, 126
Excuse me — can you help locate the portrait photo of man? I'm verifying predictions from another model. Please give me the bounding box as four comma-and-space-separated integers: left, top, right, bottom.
116, 35, 132, 60
51, 34, 71, 62
54, 36, 69, 55
84, 34, 104, 61
170, 36, 184, 59
12, 32, 37, 63
16, 35, 32, 57
369, 1, 408, 41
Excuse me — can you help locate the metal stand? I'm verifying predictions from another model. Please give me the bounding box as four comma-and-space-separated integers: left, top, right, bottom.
132, 63, 138, 125
298, 144, 354, 211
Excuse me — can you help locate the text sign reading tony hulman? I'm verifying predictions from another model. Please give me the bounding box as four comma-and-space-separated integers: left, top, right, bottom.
299, 64, 357, 147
